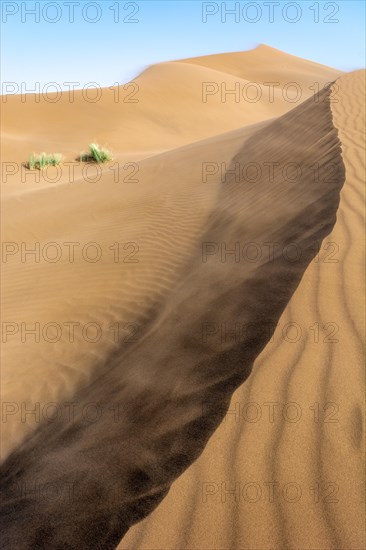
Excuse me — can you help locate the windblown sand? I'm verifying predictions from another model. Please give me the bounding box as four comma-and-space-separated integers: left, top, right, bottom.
1, 46, 364, 549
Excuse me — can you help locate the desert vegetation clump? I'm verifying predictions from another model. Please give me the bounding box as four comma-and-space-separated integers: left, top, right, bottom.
79, 143, 113, 163
27, 152, 62, 170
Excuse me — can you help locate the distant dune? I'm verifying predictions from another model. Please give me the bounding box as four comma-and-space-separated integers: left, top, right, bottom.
2, 45, 342, 177
1, 46, 364, 549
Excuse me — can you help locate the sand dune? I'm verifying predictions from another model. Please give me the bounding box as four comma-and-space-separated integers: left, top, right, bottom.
0, 47, 364, 549
180, 44, 341, 85
118, 70, 366, 550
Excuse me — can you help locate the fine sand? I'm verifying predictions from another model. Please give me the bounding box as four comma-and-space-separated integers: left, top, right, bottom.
0, 45, 364, 549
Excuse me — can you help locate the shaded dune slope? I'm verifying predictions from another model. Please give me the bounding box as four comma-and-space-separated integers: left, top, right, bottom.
0, 86, 345, 548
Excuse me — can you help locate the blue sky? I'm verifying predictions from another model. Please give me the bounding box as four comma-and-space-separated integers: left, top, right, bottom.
1, 1, 365, 92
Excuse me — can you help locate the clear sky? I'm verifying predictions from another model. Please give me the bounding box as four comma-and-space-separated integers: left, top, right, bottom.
1, 0, 365, 93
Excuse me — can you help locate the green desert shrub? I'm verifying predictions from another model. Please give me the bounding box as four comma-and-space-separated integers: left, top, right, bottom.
27, 152, 62, 170
79, 143, 113, 163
